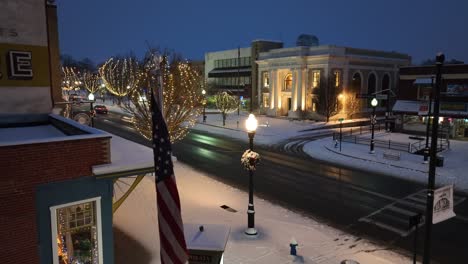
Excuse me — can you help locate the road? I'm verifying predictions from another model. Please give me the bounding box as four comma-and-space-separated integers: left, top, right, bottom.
95, 112, 468, 264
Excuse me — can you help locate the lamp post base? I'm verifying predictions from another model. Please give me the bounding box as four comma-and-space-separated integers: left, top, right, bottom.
245, 228, 258, 236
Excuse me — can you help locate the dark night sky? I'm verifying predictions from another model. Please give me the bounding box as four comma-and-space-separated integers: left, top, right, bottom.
57, 0, 468, 65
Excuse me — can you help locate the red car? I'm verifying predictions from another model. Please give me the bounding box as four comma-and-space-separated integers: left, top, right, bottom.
94, 105, 108, 114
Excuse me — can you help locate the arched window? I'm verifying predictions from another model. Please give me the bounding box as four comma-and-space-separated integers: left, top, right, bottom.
367, 73, 376, 95
283, 73, 292, 91
351, 72, 362, 93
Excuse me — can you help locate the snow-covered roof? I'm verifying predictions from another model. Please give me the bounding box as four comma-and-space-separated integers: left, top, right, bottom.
92, 134, 154, 178
0, 114, 110, 147
184, 223, 230, 251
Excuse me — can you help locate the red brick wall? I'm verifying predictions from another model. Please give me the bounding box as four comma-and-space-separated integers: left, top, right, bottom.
0, 137, 110, 264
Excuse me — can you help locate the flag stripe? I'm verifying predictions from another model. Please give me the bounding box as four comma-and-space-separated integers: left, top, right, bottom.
159, 233, 177, 264
157, 179, 183, 227
157, 188, 187, 249
158, 206, 188, 261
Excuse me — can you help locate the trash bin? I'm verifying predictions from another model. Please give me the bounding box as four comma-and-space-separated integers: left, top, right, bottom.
436, 155, 444, 167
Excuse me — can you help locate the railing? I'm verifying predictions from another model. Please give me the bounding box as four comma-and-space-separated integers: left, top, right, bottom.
344, 123, 382, 136
333, 132, 412, 152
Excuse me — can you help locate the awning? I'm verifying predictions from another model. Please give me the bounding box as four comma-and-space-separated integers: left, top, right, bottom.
393, 100, 468, 117
208, 67, 251, 77
414, 78, 433, 84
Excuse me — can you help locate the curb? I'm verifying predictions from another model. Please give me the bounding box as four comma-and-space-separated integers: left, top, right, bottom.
323, 144, 431, 175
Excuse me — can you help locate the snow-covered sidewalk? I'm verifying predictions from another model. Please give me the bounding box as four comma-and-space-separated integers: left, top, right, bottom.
303, 132, 468, 194
114, 161, 412, 264
193, 111, 368, 146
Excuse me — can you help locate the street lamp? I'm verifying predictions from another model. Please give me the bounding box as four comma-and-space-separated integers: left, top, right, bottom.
370, 98, 378, 154
87, 93, 95, 127
245, 114, 258, 236
202, 89, 207, 123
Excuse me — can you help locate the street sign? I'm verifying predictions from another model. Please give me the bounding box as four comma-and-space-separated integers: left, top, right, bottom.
338, 118, 344, 122
433, 185, 456, 224
376, 94, 388, 100
371, 115, 377, 125
355, 94, 374, 99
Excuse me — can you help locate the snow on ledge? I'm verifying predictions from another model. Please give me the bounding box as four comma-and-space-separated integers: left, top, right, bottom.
93, 134, 153, 176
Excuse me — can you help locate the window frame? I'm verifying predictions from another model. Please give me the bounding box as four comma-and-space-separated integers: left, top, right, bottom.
283, 73, 293, 91
50, 197, 103, 264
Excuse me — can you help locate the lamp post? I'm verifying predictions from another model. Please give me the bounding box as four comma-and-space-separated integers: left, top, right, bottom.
87, 93, 95, 127
245, 114, 258, 236
202, 89, 207, 123
424, 77, 434, 164
423, 52, 444, 264
370, 98, 378, 154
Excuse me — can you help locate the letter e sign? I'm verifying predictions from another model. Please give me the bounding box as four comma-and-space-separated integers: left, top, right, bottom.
7, 50, 33, 80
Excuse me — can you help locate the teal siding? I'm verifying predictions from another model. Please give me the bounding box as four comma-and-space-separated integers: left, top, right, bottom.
36, 176, 114, 264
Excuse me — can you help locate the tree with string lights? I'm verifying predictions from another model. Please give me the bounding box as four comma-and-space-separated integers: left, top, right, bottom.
61, 66, 81, 96
122, 50, 204, 143
99, 57, 139, 106
82, 71, 101, 98
214, 91, 239, 126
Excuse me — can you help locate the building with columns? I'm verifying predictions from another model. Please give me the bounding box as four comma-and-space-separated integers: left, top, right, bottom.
257, 41, 411, 120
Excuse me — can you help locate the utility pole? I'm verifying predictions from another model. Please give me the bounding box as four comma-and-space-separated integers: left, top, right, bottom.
237, 46, 241, 116
423, 52, 444, 264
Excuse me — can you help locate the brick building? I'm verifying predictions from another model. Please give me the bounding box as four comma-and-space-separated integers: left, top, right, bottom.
393, 64, 468, 138
0, 1, 154, 263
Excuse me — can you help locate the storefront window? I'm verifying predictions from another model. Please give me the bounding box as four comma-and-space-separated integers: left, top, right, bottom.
51, 198, 102, 264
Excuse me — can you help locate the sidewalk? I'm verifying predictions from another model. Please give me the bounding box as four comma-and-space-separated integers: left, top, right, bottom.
114, 160, 412, 264
303, 131, 468, 194
193, 111, 368, 146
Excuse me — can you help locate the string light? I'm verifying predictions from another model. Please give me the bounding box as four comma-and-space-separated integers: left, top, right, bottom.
82, 71, 101, 94
99, 57, 139, 105
124, 51, 203, 143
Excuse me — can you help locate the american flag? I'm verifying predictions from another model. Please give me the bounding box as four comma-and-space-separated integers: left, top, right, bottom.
150, 90, 188, 264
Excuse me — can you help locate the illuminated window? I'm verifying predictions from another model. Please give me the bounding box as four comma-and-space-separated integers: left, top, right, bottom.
334, 70, 341, 87
312, 102, 317, 112
263, 93, 270, 107
283, 73, 292, 91
51, 198, 102, 264
312, 71, 320, 88
262, 72, 269, 87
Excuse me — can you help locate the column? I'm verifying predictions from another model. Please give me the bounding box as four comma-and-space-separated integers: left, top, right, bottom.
297, 69, 303, 111
291, 69, 297, 111
275, 71, 281, 110
269, 70, 276, 109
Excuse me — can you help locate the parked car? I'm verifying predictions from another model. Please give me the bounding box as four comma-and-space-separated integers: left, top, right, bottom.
94, 105, 108, 114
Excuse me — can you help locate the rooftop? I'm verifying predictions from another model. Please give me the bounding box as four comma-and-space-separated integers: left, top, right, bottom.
0, 114, 110, 147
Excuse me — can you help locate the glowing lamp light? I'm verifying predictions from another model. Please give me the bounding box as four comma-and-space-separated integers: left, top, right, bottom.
126, 85, 131, 89
371, 98, 378, 107
245, 114, 258, 133
338, 93, 344, 100
202, 89, 206, 95
101, 83, 105, 88
88, 93, 95, 101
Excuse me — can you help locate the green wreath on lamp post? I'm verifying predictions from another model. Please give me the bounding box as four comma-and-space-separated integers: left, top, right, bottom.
241, 149, 260, 171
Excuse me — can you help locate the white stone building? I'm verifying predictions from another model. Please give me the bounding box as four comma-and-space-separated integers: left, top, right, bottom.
256, 44, 411, 120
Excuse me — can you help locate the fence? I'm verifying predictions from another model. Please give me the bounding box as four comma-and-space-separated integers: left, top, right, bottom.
333, 133, 413, 152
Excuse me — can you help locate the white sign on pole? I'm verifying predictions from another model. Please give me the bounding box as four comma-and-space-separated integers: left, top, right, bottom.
433, 185, 456, 224
418, 103, 429, 116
